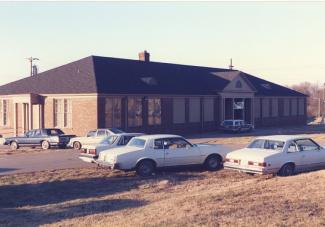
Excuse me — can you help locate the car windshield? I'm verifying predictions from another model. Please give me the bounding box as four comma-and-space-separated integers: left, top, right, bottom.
100, 135, 118, 145
109, 128, 124, 134
248, 139, 284, 151
47, 129, 64, 136
127, 138, 146, 148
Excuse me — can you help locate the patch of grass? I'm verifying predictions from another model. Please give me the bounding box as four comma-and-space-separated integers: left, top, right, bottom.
1, 168, 325, 226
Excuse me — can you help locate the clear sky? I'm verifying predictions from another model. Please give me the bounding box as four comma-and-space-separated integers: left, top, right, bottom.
0, 2, 324, 86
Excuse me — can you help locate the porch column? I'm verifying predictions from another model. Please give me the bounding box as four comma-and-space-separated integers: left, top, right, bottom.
231, 98, 234, 120
13, 103, 17, 136
29, 102, 33, 130
251, 98, 255, 126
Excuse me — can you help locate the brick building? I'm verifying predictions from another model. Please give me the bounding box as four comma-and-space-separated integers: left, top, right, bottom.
0, 52, 307, 137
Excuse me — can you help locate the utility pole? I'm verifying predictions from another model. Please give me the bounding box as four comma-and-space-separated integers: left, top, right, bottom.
26, 57, 39, 76
229, 58, 234, 70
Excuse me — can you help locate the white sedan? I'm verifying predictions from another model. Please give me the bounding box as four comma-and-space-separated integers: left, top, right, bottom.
224, 135, 325, 176
96, 134, 230, 176
79, 133, 144, 163
68, 128, 124, 150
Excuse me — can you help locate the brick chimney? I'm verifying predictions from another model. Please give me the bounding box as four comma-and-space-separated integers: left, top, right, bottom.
138, 50, 150, 62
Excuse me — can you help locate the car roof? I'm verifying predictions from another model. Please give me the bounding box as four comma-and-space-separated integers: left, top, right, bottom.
255, 135, 311, 142
136, 134, 183, 140
117, 133, 145, 136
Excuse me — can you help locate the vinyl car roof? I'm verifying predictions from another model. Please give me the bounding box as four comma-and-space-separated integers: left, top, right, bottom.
254, 135, 312, 142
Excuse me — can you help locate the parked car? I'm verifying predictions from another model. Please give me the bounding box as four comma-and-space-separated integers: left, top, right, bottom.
68, 128, 124, 150
4, 128, 76, 150
96, 134, 230, 176
79, 133, 144, 163
220, 120, 254, 133
224, 135, 325, 176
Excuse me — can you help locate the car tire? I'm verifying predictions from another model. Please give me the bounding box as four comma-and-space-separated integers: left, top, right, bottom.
136, 160, 155, 177
73, 141, 82, 150
204, 155, 222, 171
10, 141, 19, 150
41, 141, 51, 150
278, 163, 295, 177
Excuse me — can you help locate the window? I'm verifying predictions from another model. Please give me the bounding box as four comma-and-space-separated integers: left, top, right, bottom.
0, 99, 9, 126
102, 135, 118, 145
117, 136, 134, 146
271, 98, 278, 117
283, 99, 290, 116
47, 129, 64, 136
189, 98, 200, 123
97, 130, 106, 137
262, 98, 270, 118
164, 138, 192, 150
173, 98, 185, 124
128, 138, 146, 148
128, 97, 143, 127
34, 129, 42, 137
298, 98, 305, 116
148, 98, 161, 126
104, 97, 122, 128
287, 142, 298, 153
291, 99, 298, 116
295, 139, 319, 151
154, 139, 164, 149
248, 139, 284, 151
54, 99, 72, 128
87, 130, 97, 137
204, 98, 214, 122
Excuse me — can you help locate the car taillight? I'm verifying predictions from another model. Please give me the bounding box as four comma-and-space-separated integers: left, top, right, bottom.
226, 158, 240, 163
258, 162, 267, 167
80, 149, 87, 153
248, 161, 267, 167
89, 149, 97, 155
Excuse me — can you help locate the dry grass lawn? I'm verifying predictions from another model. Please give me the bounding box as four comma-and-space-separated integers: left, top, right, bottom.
1, 167, 325, 227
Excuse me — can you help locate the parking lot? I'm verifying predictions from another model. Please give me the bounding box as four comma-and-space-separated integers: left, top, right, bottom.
1, 126, 325, 226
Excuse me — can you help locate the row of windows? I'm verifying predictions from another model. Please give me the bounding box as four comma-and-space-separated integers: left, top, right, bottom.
254, 98, 304, 118
0, 99, 9, 127
104, 97, 215, 128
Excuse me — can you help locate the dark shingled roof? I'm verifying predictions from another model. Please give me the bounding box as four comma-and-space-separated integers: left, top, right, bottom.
0, 55, 306, 97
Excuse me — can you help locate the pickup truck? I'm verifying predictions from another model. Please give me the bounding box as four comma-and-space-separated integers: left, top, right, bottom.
4, 128, 76, 150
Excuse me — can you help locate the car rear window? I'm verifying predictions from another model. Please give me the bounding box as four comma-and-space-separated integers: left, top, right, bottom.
128, 138, 146, 148
248, 139, 284, 151
47, 129, 64, 136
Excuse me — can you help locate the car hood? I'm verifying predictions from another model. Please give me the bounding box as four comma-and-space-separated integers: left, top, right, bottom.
226, 148, 281, 161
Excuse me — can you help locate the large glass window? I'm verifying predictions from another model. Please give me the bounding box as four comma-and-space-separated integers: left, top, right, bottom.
104, 97, 122, 128
148, 98, 161, 126
128, 97, 142, 127
283, 99, 290, 116
291, 98, 298, 116
173, 98, 185, 124
271, 98, 278, 117
189, 98, 201, 123
262, 98, 270, 118
0, 99, 9, 126
204, 98, 214, 122
54, 99, 72, 128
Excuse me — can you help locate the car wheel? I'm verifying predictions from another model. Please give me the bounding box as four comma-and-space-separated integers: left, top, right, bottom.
73, 141, 82, 150
41, 141, 51, 150
204, 155, 222, 171
10, 141, 19, 150
278, 163, 295, 177
136, 160, 155, 177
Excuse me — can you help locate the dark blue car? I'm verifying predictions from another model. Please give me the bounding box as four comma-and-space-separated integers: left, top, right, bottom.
4, 128, 75, 150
